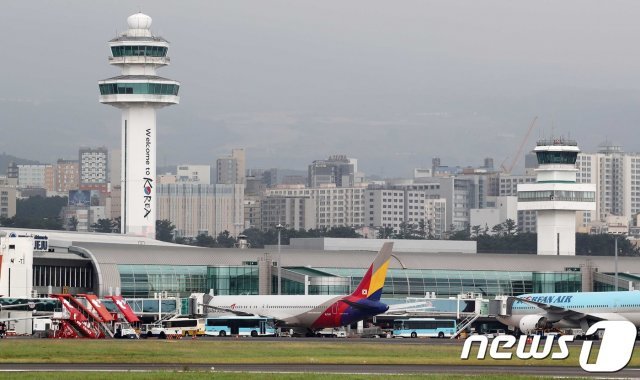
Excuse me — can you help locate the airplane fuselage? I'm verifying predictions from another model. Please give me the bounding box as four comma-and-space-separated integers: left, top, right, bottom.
208, 294, 388, 329
498, 291, 640, 331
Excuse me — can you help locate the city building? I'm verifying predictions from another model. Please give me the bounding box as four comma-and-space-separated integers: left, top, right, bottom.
266, 185, 366, 229
99, 13, 180, 239
243, 197, 262, 230
53, 159, 79, 195
0, 183, 17, 218
470, 196, 518, 233
217, 149, 245, 185
260, 196, 316, 230
364, 186, 447, 238
518, 138, 596, 255
157, 183, 244, 238
6, 162, 18, 186
308, 155, 356, 188
490, 173, 537, 233
79, 147, 109, 193
177, 164, 211, 184
17, 164, 53, 190
576, 142, 640, 226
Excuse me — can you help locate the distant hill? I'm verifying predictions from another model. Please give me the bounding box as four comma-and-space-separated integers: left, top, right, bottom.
0, 153, 39, 175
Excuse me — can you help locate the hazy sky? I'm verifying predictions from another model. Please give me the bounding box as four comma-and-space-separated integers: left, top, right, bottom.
2, 1, 640, 176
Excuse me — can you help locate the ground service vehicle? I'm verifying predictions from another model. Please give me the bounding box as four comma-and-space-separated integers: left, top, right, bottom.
204, 316, 276, 337
392, 318, 457, 338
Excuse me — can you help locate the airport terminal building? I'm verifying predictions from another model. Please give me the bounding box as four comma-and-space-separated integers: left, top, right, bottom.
4, 230, 637, 307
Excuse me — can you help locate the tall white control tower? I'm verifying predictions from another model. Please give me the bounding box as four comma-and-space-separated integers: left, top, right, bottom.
517, 139, 596, 255
99, 13, 179, 239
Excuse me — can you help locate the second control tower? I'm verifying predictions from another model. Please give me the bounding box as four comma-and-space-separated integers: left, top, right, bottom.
99, 13, 179, 239
517, 138, 596, 255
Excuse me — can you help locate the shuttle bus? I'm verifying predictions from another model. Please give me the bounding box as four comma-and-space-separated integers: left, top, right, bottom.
204, 316, 276, 337
392, 318, 456, 338
160, 318, 205, 337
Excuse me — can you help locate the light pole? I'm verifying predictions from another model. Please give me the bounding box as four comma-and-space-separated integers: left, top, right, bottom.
615, 235, 619, 291
276, 223, 284, 295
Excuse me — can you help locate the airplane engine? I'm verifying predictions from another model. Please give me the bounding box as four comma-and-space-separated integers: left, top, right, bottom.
519, 315, 550, 334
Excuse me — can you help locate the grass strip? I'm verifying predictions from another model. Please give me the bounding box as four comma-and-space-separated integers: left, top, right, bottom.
0, 339, 630, 368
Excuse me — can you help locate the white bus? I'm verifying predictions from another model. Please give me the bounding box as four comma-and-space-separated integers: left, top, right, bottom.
392, 318, 457, 338
205, 316, 276, 337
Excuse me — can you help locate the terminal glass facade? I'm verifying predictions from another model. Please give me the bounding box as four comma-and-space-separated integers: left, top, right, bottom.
532, 272, 581, 293
115, 265, 584, 299
99, 82, 179, 96
319, 268, 533, 298
207, 266, 259, 296
111, 45, 168, 57
118, 265, 207, 298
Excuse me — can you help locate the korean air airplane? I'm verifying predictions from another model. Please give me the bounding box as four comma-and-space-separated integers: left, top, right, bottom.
497, 291, 640, 335
203, 242, 393, 333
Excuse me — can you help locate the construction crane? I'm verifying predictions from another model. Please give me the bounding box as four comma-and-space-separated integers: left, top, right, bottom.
500, 116, 538, 174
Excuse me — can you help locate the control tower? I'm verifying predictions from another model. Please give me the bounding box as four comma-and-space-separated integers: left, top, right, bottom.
517, 139, 596, 255
98, 13, 179, 239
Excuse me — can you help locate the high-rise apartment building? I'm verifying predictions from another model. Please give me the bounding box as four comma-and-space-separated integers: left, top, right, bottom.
79, 147, 109, 193
266, 185, 366, 228
217, 149, 245, 185
576, 142, 640, 224
157, 183, 244, 238
364, 186, 447, 238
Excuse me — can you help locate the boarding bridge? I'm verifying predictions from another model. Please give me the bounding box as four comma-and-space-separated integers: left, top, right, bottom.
380, 293, 491, 338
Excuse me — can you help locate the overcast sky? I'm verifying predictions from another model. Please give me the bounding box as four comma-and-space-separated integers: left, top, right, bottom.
2, 1, 640, 176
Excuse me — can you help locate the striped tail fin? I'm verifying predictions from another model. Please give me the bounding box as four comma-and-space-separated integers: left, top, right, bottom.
350, 242, 393, 302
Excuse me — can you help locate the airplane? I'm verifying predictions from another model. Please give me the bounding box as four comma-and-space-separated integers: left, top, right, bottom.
203, 242, 393, 334
497, 291, 640, 336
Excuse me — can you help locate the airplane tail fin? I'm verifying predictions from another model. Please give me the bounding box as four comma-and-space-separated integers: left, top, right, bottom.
350, 242, 393, 302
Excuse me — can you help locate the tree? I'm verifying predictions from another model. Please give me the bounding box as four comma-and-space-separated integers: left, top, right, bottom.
68, 216, 79, 231
156, 219, 176, 242
325, 226, 361, 238
426, 220, 435, 240
194, 233, 215, 247
216, 230, 237, 248
471, 225, 481, 240
17, 196, 68, 220
91, 218, 115, 233
491, 223, 504, 236
417, 220, 427, 239
377, 226, 394, 239
113, 217, 121, 234
503, 219, 517, 236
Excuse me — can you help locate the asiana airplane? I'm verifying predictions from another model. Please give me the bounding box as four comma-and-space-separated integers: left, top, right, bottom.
498, 291, 640, 335
203, 242, 393, 333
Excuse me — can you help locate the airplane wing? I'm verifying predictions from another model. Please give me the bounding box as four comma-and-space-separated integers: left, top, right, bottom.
0, 315, 49, 323
199, 303, 258, 317
509, 296, 608, 324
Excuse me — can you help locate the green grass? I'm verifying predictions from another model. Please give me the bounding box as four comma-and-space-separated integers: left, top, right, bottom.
0, 373, 591, 380
0, 339, 627, 368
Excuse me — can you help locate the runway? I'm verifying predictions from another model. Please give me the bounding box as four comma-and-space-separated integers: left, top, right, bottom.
0, 363, 637, 377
